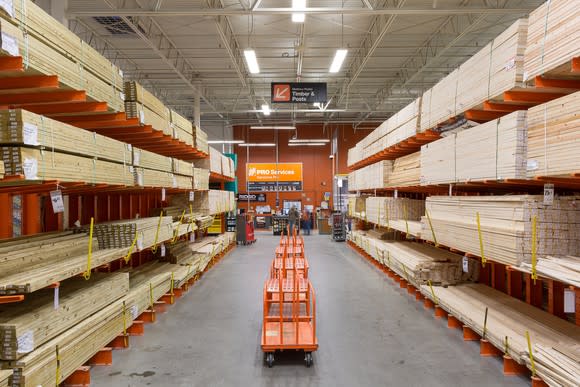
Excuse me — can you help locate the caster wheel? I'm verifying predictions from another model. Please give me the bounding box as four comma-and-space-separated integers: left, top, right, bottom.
305, 352, 313, 367
266, 352, 274, 368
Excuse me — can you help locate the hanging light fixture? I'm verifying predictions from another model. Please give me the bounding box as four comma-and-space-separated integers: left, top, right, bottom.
292, 0, 306, 22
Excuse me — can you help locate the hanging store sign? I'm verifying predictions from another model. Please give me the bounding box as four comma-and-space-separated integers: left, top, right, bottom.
237, 193, 267, 202
271, 82, 327, 104
246, 162, 303, 192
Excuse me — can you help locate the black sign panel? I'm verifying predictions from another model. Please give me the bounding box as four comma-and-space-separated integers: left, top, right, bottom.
271, 82, 327, 104
247, 181, 302, 192
237, 193, 267, 202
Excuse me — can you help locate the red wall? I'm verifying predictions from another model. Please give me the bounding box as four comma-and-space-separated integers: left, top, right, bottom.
233, 124, 371, 212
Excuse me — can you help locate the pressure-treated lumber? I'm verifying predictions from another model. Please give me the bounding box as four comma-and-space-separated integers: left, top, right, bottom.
364, 197, 424, 227
0, 273, 129, 360
194, 147, 224, 176
420, 134, 456, 185
170, 109, 194, 146
189, 190, 235, 215
420, 283, 580, 386
0, 110, 132, 165
85, 216, 174, 250
421, 195, 580, 266
0, 146, 134, 186
524, 0, 580, 81
132, 148, 173, 174
123, 81, 168, 122
527, 91, 580, 177
133, 167, 192, 190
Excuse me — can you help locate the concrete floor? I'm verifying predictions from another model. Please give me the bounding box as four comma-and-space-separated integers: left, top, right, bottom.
92, 232, 528, 387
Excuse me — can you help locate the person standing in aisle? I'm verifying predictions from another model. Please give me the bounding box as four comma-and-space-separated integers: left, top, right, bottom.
303, 210, 311, 235
288, 206, 299, 235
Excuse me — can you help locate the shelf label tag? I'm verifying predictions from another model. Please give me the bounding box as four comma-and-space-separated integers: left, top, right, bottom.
50, 190, 65, 213
160, 243, 166, 257
189, 191, 195, 202
54, 286, 60, 310
462, 256, 469, 273
17, 331, 34, 354
564, 289, 575, 313
0, 0, 14, 17
543, 184, 554, 205
394, 190, 398, 199
23, 158, 38, 179
161, 188, 166, 202
1, 31, 18, 56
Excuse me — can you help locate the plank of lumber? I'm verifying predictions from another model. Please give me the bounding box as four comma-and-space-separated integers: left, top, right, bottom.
518, 255, 580, 287
0, 273, 129, 360
347, 161, 392, 191
524, 0, 580, 81
388, 152, 420, 187
194, 147, 223, 175
193, 168, 210, 191
132, 147, 173, 174
0, 370, 11, 387
420, 283, 580, 386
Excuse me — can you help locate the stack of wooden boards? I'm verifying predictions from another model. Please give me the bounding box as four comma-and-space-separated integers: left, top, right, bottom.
194, 147, 235, 179
0, 370, 10, 387
0, 109, 208, 190
349, 152, 421, 191
420, 195, 580, 266
348, 230, 476, 285
365, 197, 425, 236
191, 190, 236, 215
527, 91, 580, 178
518, 255, 580, 287
420, 111, 528, 185
420, 283, 580, 386
523, 0, 580, 81
0, 232, 129, 295
0, 0, 124, 111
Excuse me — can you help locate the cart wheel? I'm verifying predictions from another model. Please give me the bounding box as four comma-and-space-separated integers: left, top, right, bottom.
305, 352, 313, 367
266, 352, 274, 368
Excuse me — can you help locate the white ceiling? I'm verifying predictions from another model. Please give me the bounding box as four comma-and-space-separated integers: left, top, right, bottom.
61, 0, 544, 133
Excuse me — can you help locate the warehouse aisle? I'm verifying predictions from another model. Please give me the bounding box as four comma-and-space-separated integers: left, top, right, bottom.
92, 234, 528, 387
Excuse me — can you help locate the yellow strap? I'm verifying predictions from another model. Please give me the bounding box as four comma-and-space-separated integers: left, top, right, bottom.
55, 345, 61, 386
531, 216, 538, 284
402, 264, 409, 282
428, 280, 438, 305
83, 217, 94, 280
425, 209, 438, 246
151, 211, 164, 253
124, 233, 139, 264
476, 212, 486, 267
172, 210, 186, 243
526, 331, 537, 377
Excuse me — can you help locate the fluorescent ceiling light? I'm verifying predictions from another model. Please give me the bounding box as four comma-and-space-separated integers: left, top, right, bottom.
250, 125, 296, 130
291, 143, 328, 147
289, 139, 330, 143
292, 0, 305, 22
329, 49, 348, 73
208, 140, 245, 144
244, 49, 260, 74
237, 143, 276, 147
261, 104, 271, 116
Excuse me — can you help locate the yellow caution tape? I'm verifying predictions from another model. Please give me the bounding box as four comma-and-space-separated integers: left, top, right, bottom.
526, 330, 536, 377
476, 212, 486, 267
123, 232, 139, 264
83, 217, 94, 280
531, 216, 538, 284
151, 211, 164, 253
425, 209, 438, 246
428, 280, 438, 305
172, 210, 186, 243
55, 345, 61, 386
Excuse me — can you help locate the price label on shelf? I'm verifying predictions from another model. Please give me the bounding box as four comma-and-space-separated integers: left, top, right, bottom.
564, 289, 575, 313
543, 184, 554, 205
50, 190, 65, 213
160, 243, 166, 257
462, 256, 469, 273
394, 190, 398, 199
189, 191, 195, 202
161, 188, 166, 202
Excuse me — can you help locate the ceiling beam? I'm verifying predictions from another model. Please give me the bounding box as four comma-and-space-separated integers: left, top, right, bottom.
67, 7, 533, 17
296, 23, 305, 79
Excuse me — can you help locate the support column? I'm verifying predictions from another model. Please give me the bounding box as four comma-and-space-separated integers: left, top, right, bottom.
193, 82, 201, 130
23, 194, 41, 235
0, 194, 12, 238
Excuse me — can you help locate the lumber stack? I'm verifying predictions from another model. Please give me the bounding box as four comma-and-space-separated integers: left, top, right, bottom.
420, 283, 580, 386
421, 195, 580, 266
0, 273, 129, 360
347, 161, 392, 191
170, 110, 194, 147
420, 111, 527, 185
0, 161, 4, 179
191, 190, 235, 215
173, 159, 194, 178
420, 18, 527, 131
195, 127, 209, 155
347, 195, 357, 217
0, 110, 132, 165
194, 168, 210, 191
364, 197, 424, 237
221, 156, 235, 179
132, 148, 173, 173
133, 168, 193, 190
524, 0, 580, 81
527, 91, 580, 177
518, 255, 580, 287
0, 4, 124, 111
0, 370, 11, 387
6, 267, 171, 387
124, 81, 171, 136
388, 152, 420, 187
194, 147, 225, 176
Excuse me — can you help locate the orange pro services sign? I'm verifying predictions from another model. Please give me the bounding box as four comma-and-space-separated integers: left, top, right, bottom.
246, 163, 303, 192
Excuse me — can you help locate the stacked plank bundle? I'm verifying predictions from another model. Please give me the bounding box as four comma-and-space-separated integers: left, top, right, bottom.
194, 147, 234, 178
364, 197, 424, 235
518, 255, 580, 287
193, 168, 210, 191
348, 98, 421, 166
192, 190, 236, 215
221, 156, 235, 179
0, 0, 124, 111
0, 273, 129, 360
420, 111, 528, 185
527, 91, 580, 178
420, 283, 580, 387
349, 230, 474, 286
0, 370, 10, 387
420, 19, 528, 131
0, 232, 129, 295
420, 195, 580, 266
388, 152, 421, 187
124, 81, 172, 137
524, 0, 580, 81
347, 161, 392, 191
170, 110, 195, 147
